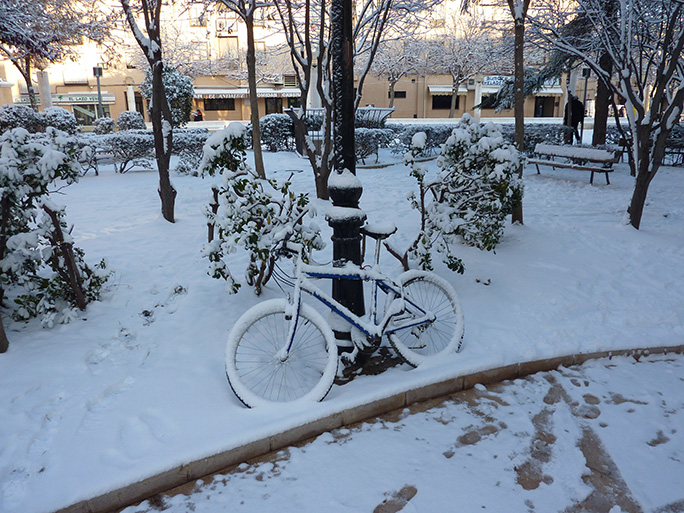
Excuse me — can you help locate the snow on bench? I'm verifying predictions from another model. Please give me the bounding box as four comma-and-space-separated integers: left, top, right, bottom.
528, 143, 619, 185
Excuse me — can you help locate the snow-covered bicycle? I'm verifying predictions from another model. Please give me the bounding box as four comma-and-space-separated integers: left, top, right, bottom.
225, 223, 465, 408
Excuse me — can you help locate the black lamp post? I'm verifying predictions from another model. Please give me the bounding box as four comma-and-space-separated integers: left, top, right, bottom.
93, 66, 104, 119
327, 0, 365, 342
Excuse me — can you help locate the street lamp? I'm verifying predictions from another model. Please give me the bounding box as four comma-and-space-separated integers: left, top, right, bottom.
580, 67, 590, 143
328, 0, 365, 349
93, 66, 104, 119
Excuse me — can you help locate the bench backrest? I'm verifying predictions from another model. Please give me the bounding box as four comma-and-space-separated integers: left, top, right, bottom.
534, 143, 617, 162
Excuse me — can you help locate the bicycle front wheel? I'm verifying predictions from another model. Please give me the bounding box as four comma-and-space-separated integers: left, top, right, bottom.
386, 271, 464, 367
226, 299, 338, 408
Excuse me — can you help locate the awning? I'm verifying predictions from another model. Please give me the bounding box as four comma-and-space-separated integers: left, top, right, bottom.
428, 85, 467, 96
13, 92, 116, 105
535, 87, 564, 97
195, 87, 301, 99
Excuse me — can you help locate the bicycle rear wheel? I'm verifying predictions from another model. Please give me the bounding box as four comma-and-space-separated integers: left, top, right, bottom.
226, 299, 338, 408
386, 271, 464, 367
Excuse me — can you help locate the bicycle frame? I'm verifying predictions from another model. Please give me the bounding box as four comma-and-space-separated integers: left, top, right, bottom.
281, 248, 436, 357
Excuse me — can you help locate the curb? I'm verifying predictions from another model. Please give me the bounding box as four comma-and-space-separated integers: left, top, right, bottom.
57, 344, 684, 513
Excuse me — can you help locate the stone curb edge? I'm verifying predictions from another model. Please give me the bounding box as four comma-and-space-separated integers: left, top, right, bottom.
56, 345, 684, 513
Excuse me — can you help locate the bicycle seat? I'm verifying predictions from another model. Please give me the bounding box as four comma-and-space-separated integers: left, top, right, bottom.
360, 221, 397, 240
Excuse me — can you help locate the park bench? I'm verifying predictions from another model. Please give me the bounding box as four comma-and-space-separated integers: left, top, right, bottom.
528, 143, 619, 185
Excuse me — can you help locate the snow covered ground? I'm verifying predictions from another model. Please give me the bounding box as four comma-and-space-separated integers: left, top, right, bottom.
123, 353, 684, 513
1, 140, 683, 513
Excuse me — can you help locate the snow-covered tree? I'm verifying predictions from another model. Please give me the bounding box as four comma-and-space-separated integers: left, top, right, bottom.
199, 123, 323, 295
273, 0, 443, 199
388, 117, 523, 272
425, 13, 502, 118
368, 40, 422, 108
462, 0, 531, 225
532, 0, 684, 230
140, 66, 194, 128
0, 0, 112, 111
120, 0, 177, 223
209, 0, 272, 181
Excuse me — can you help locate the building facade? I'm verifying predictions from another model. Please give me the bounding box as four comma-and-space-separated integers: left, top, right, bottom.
0, 2, 584, 127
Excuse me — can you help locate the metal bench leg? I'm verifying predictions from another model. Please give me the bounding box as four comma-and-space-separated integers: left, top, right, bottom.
605, 172, 610, 185
590, 171, 594, 185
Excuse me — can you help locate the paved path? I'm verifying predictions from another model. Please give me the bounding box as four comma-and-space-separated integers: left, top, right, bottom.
121, 353, 684, 513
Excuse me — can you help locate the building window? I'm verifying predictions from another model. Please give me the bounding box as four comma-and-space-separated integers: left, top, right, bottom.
390, 90, 407, 99
73, 105, 111, 126
283, 74, 298, 87
218, 36, 239, 59
480, 94, 497, 109
432, 95, 459, 110
189, 4, 206, 26
204, 98, 236, 111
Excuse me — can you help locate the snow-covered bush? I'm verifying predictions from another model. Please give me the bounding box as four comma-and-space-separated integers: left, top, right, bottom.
102, 130, 155, 173
355, 128, 393, 163
499, 123, 573, 156
0, 128, 110, 326
173, 128, 210, 175
43, 107, 78, 135
140, 66, 194, 128
0, 104, 45, 134
389, 123, 454, 157
395, 116, 523, 273
116, 110, 146, 131
200, 123, 323, 294
260, 114, 295, 152
92, 117, 116, 135
75, 133, 105, 175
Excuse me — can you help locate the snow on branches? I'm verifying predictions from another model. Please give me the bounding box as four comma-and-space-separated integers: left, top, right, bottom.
200, 123, 323, 295
394, 115, 523, 273
0, 128, 111, 326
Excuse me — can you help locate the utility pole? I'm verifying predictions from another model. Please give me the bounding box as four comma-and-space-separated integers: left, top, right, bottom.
93, 66, 104, 119
328, 0, 366, 346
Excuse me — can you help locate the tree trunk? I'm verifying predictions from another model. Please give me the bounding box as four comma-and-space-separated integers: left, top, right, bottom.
449, 81, 458, 119
42, 205, 87, 310
388, 81, 395, 108
627, 128, 656, 230
10, 57, 39, 112
0, 317, 9, 353
592, 52, 612, 146
246, 14, 266, 180
510, 1, 527, 225
150, 61, 177, 223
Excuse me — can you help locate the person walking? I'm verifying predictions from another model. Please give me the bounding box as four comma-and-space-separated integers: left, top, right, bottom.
563, 94, 584, 144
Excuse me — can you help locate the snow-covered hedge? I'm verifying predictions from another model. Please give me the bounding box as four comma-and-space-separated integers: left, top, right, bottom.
0, 104, 45, 134
499, 124, 573, 155
355, 128, 393, 164
93, 117, 116, 135
200, 122, 323, 294
0, 128, 110, 326
116, 111, 146, 131
389, 123, 455, 157
260, 114, 295, 152
173, 128, 210, 175
397, 115, 523, 273
101, 130, 155, 173
43, 107, 78, 135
